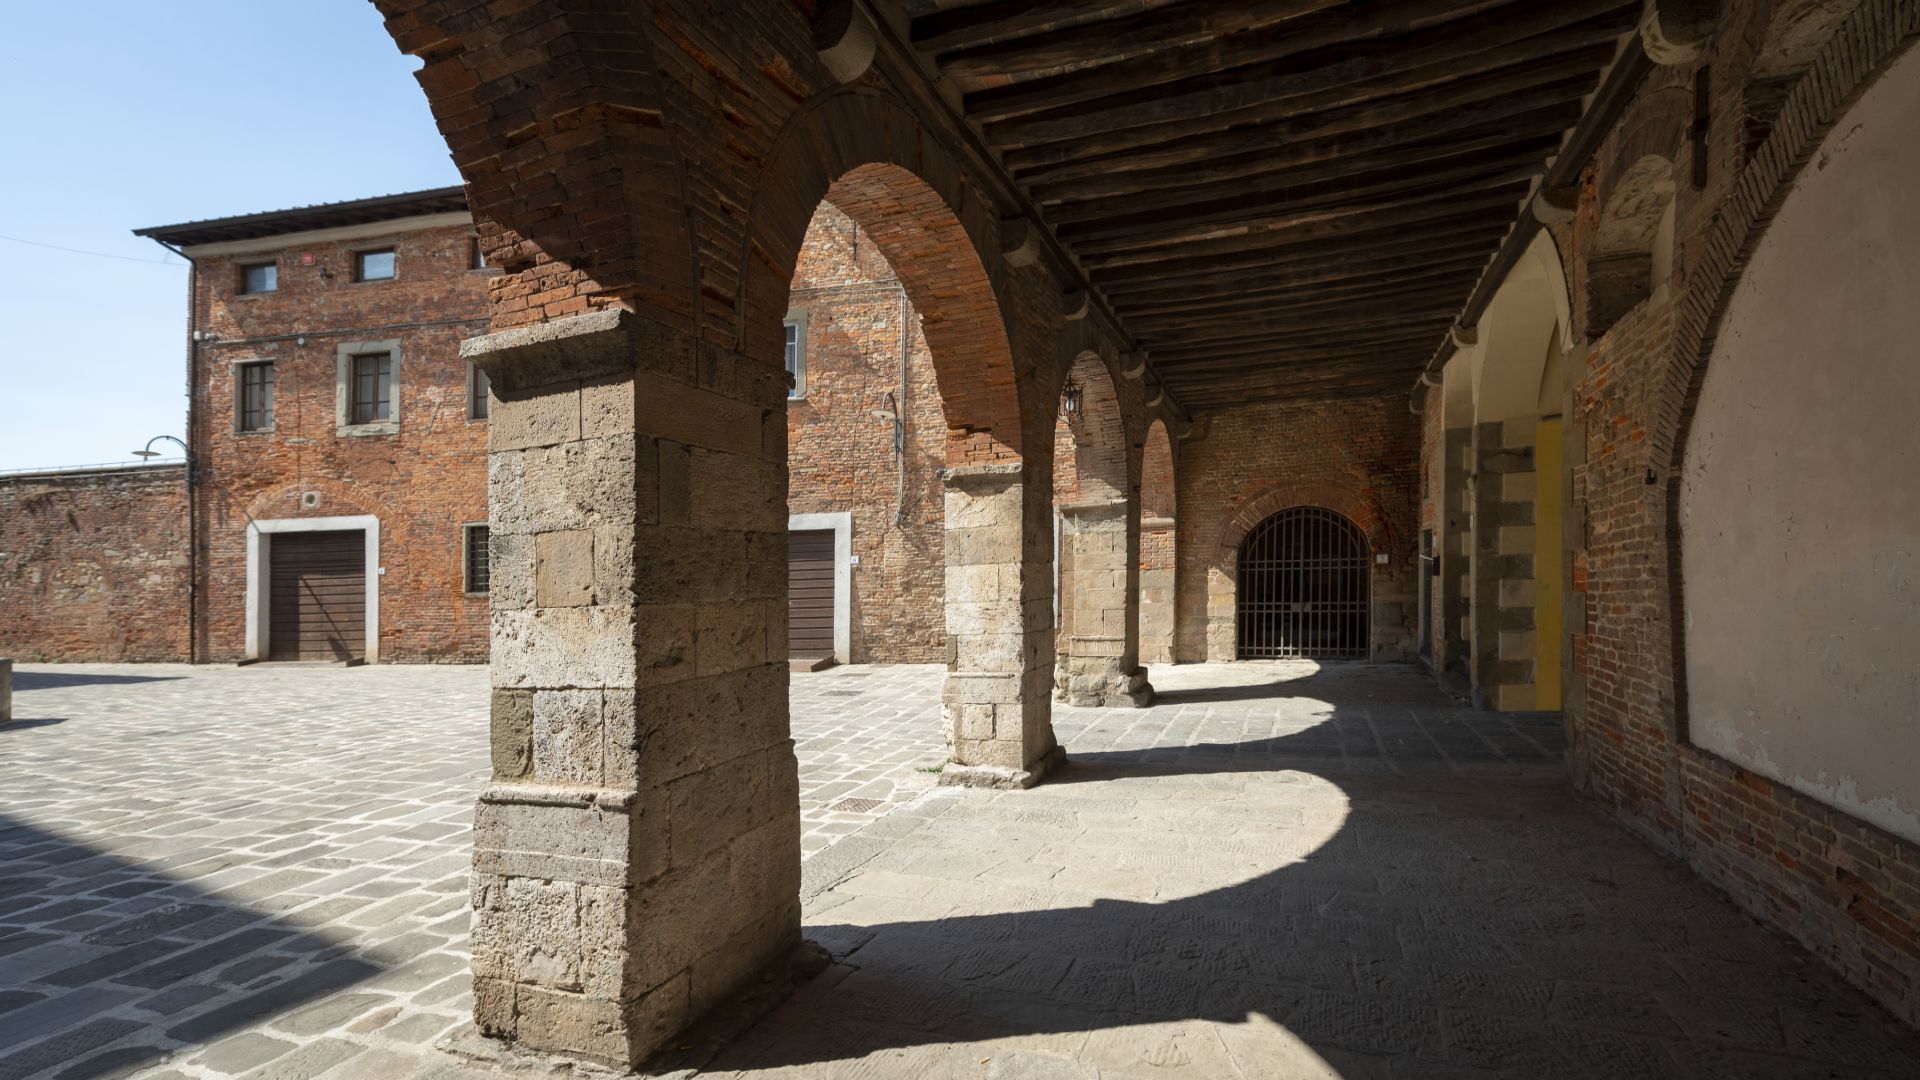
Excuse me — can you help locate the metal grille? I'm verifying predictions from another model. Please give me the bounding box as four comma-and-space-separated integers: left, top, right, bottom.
1236, 506, 1370, 661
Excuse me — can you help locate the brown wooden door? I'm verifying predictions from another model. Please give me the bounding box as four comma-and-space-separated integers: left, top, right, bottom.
269, 530, 367, 661
788, 529, 835, 658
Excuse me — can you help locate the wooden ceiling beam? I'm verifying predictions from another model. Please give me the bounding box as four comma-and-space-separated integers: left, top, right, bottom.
1044, 133, 1560, 230
1006, 62, 1604, 184
1178, 379, 1421, 409
1144, 319, 1443, 357
911, 0, 1178, 56
1033, 108, 1576, 209
1082, 192, 1522, 268
1090, 217, 1507, 287
1167, 351, 1433, 381
1113, 267, 1489, 316
965, 0, 1508, 122
989, 3, 1636, 150
1129, 302, 1465, 339
1101, 249, 1494, 302
933, 0, 1343, 81
1150, 334, 1440, 369
1055, 157, 1541, 249
1073, 179, 1529, 257
1121, 274, 1482, 320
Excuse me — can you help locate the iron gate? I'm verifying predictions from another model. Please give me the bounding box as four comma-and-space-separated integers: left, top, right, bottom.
1236, 506, 1370, 660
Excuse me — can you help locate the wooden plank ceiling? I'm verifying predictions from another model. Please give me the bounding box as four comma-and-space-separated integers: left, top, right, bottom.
901, 0, 1640, 409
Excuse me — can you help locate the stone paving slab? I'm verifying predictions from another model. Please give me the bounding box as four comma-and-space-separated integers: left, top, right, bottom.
2, 660, 1916, 1078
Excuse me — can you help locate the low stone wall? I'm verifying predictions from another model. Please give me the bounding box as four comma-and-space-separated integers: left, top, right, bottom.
0, 464, 190, 662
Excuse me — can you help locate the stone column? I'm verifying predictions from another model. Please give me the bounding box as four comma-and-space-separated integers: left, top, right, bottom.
1437, 427, 1473, 680
462, 309, 798, 1068
1470, 420, 1539, 711
1138, 514, 1177, 664
1054, 500, 1152, 707
941, 463, 1063, 787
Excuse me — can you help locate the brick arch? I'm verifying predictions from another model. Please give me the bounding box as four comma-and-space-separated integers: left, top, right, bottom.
377, 2, 697, 330
1652, 0, 1918, 476
1140, 419, 1176, 523
742, 89, 1024, 464
1214, 483, 1387, 580
239, 479, 383, 526
1055, 350, 1127, 505
1649, 0, 1919, 742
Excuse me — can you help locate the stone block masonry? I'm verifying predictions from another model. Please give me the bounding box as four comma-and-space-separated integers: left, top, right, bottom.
465, 307, 800, 1068
0, 464, 189, 662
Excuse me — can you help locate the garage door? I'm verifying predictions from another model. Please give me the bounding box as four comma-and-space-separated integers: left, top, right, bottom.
269, 530, 367, 661
788, 529, 835, 659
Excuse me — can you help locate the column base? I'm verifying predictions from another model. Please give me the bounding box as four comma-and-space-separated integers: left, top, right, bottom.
940, 745, 1066, 789
1056, 660, 1155, 708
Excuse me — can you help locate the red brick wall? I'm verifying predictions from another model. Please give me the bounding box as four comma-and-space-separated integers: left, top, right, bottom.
189, 220, 493, 663
1174, 395, 1421, 662
1545, 0, 1920, 1026
788, 204, 948, 663
0, 466, 189, 662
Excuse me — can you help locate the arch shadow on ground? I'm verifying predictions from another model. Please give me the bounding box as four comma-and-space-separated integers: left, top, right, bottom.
701, 664, 1920, 1079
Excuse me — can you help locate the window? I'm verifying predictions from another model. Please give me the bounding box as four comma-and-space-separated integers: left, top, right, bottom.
355, 248, 396, 282
349, 352, 393, 424
470, 237, 487, 271
468, 363, 491, 421
784, 310, 807, 399
463, 524, 490, 594
237, 362, 275, 431
239, 262, 277, 294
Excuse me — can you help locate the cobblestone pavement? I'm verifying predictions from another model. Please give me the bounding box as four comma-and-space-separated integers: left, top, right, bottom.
3, 661, 1916, 1078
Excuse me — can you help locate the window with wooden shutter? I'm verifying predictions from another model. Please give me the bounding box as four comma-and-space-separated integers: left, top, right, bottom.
237, 362, 275, 431
350, 353, 392, 424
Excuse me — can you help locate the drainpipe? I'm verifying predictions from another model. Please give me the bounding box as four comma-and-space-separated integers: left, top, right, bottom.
151, 238, 199, 665
894, 287, 910, 527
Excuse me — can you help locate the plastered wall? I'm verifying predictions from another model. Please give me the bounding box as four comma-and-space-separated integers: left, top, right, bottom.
1679, 43, 1920, 846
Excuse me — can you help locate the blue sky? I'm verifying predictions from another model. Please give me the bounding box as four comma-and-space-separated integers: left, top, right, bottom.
0, 3, 459, 470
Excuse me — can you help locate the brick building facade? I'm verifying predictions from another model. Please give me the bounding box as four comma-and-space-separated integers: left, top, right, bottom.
0, 463, 190, 662
140, 190, 495, 664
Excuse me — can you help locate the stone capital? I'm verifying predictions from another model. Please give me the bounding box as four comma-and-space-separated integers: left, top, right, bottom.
462, 308, 635, 390
1640, 0, 1719, 66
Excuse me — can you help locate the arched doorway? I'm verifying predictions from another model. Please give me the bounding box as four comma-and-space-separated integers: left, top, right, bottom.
1235, 507, 1370, 661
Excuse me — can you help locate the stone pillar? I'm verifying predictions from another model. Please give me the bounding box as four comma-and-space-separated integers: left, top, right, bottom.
1054, 500, 1152, 706
1138, 514, 1177, 664
941, 463, 1063, 787
0, 657, 11, 724
462, 309, 798, 1068
1437, 427, 1473, 680
1470, 420, 1539, 712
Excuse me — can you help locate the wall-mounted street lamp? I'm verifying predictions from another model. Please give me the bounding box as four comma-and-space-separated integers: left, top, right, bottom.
132, 435, 192, 480
1061, 378, 1082, 417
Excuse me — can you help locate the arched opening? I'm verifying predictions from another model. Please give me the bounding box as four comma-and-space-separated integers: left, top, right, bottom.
1463, 231, 1574, 711
1587, 154, 1676, 338
786, 200, 949, 668
1235, 506, 1370, 661
1051, 349, 1141, 706
1137, 418, 1176, 665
